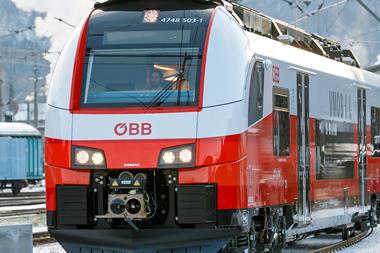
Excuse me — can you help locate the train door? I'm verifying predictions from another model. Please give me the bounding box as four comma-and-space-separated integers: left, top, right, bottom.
297, 72, 311, 224
357, 88, 367, 207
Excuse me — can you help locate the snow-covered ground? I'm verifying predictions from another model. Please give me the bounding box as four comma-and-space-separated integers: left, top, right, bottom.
34, 243, 66, 253
0, 213, 46, 233
342, 226, 380, 253
285, 226, 380, 253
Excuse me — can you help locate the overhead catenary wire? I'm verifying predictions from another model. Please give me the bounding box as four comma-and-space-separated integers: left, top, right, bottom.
294, 0, 349, 23
355, 0, 380, 24
53, 17, 76, 29
0, 26, 35, 40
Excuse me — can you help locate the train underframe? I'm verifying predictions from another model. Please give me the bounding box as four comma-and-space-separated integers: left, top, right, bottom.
47, 168, 380, 253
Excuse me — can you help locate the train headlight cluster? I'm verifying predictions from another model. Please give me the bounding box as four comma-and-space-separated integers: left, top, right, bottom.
158, 144, 195, 168
73, 146, 106, 169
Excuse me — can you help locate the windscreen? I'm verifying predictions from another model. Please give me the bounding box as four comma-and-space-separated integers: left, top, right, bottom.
81, 8, 212, 108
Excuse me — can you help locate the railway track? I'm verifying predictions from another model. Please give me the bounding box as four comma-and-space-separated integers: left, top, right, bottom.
0, 207, 45, 217
0, 195, 45, 208
308, 228, 373, 253
0, 192, 45, 198
33, 231, 56, 246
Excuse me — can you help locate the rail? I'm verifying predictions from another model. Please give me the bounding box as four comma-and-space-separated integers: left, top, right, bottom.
0, 208, 45, 217
0, 195, 45, 208
308, 228, 373, 253
33, 231, 55, 246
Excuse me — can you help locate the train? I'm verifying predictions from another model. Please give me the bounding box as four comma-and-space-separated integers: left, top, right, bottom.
0, 123, 43, 195
44, 0, 380, 252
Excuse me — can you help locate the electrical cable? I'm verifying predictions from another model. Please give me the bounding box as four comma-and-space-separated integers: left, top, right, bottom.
294, 0, 349, 23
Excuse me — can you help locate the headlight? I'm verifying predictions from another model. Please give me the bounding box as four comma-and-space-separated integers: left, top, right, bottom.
162, 151, 176, 164
158, 144, 195, 168
72, 146, 106, 169
76, 150, 90, 165
179, 148, 192, 163
92, 152, 105, 165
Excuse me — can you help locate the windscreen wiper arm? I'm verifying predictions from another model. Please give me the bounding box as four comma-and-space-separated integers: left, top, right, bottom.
145, 72, 184, 109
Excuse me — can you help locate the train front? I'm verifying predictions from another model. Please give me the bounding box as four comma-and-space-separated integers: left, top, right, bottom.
45, 1, 249, 252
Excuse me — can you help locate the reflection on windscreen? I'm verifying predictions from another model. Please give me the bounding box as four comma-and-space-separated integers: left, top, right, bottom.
82, 48, 200, 107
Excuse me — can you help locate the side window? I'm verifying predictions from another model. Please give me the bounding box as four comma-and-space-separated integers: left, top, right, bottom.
371, 107, 380, 157
273, 86, 290, 156
248, 62, 264, 126
315, 120, 355, 180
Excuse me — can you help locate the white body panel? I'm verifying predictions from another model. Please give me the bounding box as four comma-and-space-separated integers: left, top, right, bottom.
72, 112, 198, 141
45, 106, 73, 140
248, 31, 380, 125
197, 101, 247, 138
202, 7, 251, 108
47, 20, 85, 110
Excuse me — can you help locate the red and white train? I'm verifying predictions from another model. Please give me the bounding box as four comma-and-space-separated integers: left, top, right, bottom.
45, 0, 380, 252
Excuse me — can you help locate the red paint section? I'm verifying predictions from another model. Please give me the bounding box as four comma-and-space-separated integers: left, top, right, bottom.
179, 158, 248, 210
246, 114, 298, 207
72, 138, 195, 169
45, 138, 71, 168
69, 12, 93, 112
45, 133, 245, 170
72, 106, 200, 115
45, 165, 90, 211
196, 133, 246, 167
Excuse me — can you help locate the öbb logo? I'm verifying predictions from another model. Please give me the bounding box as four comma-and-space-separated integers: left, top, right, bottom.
114, 123, 152, 136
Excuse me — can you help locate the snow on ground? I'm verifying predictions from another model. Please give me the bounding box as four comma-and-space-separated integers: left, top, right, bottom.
0, 203, 45, 212
341, 226, 380, 253
0, 213, 46, 233
285, 226, 380, 253
34, 243, 66, 253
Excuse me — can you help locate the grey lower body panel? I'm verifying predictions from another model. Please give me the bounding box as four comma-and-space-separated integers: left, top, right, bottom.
287, 206, 370, 237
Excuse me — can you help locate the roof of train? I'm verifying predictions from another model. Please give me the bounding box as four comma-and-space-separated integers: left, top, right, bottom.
0, 123, 41, 137
247, 31, 380, 90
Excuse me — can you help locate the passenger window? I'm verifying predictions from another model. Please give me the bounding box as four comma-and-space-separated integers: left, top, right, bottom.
315, 120, 355, 180
248, 62, 264, 126
273, 86, 290, 156
371, 107, 380, 157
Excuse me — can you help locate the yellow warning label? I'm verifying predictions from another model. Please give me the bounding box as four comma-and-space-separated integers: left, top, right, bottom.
112, 181, 119, 187
133, 181, 141, 187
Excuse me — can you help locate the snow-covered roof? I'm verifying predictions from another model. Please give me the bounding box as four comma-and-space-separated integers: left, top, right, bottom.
0, 123, 41, 137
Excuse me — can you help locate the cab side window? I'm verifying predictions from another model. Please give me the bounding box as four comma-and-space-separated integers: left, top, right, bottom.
371, 107, 380, 157
273, 86, 290, 156
248, 62, 264, 126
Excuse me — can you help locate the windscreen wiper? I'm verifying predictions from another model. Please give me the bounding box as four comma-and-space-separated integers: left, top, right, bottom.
145, 72, 184, 109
